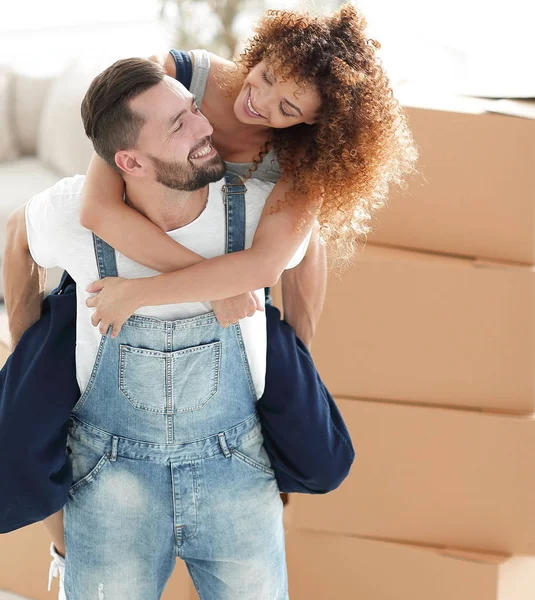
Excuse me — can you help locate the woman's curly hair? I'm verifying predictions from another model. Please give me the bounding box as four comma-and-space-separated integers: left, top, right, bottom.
234, 3, 418, 265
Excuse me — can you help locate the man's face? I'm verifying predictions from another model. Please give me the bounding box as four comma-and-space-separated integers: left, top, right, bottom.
126, 78, 225, 190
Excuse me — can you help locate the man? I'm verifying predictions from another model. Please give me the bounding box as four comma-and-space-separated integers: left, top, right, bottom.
4, 57, 326, 599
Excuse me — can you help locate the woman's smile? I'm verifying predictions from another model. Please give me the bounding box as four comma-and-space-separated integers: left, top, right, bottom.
243, 88, 266, 120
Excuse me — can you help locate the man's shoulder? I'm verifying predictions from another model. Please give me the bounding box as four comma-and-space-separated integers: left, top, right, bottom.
31, 174, 86, 223
38, 174, 86, 203
28, 174, 89, 241
25, 174, 95, 271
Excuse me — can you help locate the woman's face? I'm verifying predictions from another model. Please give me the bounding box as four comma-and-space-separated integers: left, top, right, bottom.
234, 60, 321, 129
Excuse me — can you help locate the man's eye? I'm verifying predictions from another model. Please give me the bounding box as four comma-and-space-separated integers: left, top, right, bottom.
174, 123, 183, 133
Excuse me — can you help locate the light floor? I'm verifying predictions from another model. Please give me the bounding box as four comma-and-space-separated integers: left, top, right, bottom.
0, 593, 32, 599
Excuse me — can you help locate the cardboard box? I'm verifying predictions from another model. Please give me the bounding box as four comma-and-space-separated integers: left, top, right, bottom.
286, 530, 535, 600
369, 94, 535, 265
0, 523, 198, 599
311, 244, 535, 413
291, 398, 535, 555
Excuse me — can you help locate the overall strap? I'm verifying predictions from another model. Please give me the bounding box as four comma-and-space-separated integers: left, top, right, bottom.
168, 49, 193, 89
92, 233, 119, 279
223, 173, 246, 254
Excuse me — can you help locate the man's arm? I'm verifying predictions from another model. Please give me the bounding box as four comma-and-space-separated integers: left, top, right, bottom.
280, 222, 327, 349
3, 205, 46, 349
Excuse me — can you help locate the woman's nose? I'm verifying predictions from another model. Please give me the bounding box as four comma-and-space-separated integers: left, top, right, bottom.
254, 90, 271, 118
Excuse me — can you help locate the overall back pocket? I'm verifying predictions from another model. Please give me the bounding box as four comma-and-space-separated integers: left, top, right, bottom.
67, 432, 111, 498
119, 341, 221, 414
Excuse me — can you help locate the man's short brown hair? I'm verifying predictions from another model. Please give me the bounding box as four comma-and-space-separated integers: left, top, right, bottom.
81, 58, 165, 172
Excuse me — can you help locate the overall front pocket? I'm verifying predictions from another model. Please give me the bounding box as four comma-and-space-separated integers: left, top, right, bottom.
119, 341, 221, 414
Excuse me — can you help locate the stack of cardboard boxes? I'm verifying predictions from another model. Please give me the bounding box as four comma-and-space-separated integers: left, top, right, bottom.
285, 94, 535, 599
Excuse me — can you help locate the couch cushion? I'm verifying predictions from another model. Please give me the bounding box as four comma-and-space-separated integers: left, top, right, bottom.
36, 55, 117, 177
13, 71, 56, 155
0, 68, 20, 162
0, 158, 66, 297
0, 157, 62, 251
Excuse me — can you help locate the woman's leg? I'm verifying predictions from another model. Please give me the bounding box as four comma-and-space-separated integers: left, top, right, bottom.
43, 510, 66, 556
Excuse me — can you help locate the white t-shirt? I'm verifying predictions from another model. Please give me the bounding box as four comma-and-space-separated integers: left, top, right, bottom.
25, 174, 310, 398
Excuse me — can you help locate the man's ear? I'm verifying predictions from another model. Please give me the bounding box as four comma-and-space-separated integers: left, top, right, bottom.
115, 150, 144, 175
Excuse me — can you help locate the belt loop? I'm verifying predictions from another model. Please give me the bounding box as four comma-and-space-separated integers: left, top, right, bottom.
218, 432, 231, 458
110, 436, 119, 462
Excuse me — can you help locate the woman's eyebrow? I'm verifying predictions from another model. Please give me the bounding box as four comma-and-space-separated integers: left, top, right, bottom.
266, 68, 303, 115
282, 98, 303, 116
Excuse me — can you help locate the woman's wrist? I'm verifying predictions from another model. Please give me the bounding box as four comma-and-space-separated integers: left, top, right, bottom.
129, 277, 152, 310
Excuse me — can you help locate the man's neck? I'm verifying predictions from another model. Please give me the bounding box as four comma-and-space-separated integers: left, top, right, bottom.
123, 180, 210, 233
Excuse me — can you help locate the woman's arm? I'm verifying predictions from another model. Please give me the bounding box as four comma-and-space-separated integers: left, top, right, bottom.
145, 178, 318, 301
80, 153, 204, 272
87, 178, 319, 319
81, 153, 265, 330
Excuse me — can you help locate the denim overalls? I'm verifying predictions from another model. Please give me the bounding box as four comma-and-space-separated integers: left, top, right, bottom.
63, 176, 288, 599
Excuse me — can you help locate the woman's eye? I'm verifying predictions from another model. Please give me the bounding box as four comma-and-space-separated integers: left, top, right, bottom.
279, 104, 292, 118
262, 72, 272, 85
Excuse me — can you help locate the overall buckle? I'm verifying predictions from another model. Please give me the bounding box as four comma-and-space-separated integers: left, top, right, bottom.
222, 184, 247, 195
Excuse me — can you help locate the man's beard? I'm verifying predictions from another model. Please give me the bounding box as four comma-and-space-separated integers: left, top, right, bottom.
148, 146, 226, 192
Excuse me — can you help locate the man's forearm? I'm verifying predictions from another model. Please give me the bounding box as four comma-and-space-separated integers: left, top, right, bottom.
3, 207, 46, 349
280, 224, 327, 349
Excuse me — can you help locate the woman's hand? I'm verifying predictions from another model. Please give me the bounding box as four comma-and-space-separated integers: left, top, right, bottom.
85, 277, 265, 338
212, 292, 264, 328
86, 277, 142, 338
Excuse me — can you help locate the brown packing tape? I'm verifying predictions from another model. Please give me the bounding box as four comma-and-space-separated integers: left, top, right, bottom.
439, 548, 510, 564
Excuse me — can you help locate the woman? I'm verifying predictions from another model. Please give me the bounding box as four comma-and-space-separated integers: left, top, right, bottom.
47, 3, 417, 596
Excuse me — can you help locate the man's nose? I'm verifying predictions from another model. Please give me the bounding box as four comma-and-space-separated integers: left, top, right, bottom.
192, 110, 213, 138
